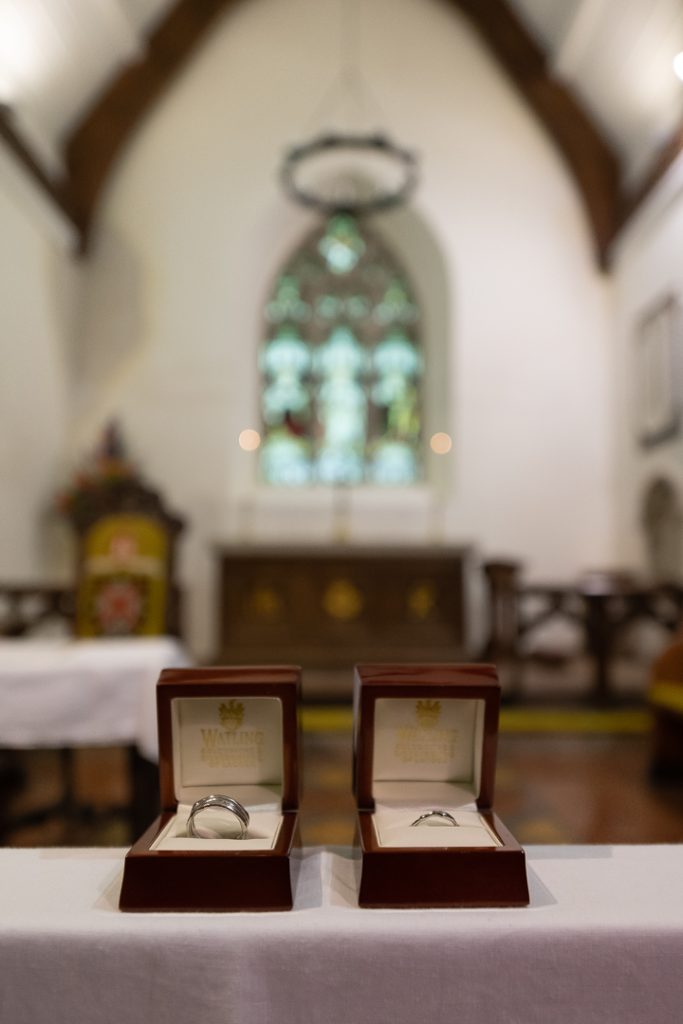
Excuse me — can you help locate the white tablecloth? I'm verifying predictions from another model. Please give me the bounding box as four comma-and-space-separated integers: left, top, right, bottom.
0, 845, 680, 1024
0, 637, 190, 760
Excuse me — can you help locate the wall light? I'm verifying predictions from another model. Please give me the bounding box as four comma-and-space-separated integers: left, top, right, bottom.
429, 432, 452, 455
673, 52, 683, 81
238, 429, 261, 452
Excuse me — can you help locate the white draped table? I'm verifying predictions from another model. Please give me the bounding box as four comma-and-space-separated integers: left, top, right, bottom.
0, 637, 190, 760
0, 844, 681, 1024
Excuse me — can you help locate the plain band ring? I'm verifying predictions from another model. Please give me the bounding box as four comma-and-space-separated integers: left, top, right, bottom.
410, 809, 459, 828
187, 794, 250, 839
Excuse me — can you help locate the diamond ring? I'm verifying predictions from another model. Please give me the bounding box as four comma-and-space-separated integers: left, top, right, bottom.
410, 809, 459, 828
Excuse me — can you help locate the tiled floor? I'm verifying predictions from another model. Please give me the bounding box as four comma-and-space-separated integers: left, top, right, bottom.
2, 715, 683, 848
301, 726, 683, 847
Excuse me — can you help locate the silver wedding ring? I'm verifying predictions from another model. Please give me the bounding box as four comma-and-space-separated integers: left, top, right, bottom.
187, 794, 250, 839
410, 809, 459, 828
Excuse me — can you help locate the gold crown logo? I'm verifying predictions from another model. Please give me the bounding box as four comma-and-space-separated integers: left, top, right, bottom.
415, 699, 441, 728
218, 699, 244, 731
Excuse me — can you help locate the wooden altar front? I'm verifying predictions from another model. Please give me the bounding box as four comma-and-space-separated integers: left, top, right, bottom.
216, 545, 469, 671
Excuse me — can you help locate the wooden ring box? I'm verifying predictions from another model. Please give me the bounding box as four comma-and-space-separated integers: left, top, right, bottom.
353, 663, 529, 908
119, 666, 300, 911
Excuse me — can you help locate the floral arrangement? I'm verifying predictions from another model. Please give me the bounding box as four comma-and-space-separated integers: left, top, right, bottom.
55, 421, 139, 522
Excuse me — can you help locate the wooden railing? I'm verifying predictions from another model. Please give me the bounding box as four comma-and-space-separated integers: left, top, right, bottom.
0, 585, 74, 637
0, 581, 184, 639
481, 561, 683, 703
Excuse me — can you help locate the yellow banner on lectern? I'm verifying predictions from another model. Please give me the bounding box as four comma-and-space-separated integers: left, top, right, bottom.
76, 514, 169, 636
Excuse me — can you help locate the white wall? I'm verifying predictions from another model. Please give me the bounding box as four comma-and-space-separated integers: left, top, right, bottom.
10, 0, 617, 656
612, 156, 683, 577
0, 146, 80, 580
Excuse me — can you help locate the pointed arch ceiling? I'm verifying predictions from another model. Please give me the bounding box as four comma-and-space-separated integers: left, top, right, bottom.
1, 0, 680, 266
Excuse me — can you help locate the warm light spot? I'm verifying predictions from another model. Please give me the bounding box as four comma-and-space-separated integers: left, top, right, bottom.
673, 53, 683, 82
430, 432, 452, 455
238, 429, 261, 452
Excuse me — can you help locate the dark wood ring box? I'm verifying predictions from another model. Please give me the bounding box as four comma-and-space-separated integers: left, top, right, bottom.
353, 663, 529, 908
119, 666, 300, 912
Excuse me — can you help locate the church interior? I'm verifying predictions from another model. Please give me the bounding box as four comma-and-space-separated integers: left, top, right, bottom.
2, 0, 683, 856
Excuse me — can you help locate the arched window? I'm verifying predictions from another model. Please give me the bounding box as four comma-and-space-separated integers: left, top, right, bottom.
259, 213, 423, 485
642, 477, 683, 581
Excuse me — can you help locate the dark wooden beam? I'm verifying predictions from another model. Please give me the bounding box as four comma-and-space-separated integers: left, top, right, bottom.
0, 105, 78, 233
618, 117, 683, 232
448, 0, 621, 268
2, 0, 657, 265
63, 0, 240, 250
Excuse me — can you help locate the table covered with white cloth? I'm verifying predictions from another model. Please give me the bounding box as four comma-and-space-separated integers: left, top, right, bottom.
0, 637, 190, 760
0, 844, 681, 1024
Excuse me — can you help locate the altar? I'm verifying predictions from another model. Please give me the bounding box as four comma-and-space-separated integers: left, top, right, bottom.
216, 545, 469, 669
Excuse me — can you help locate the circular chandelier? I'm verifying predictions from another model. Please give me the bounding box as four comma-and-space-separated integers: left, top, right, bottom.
280, 131, 418, 215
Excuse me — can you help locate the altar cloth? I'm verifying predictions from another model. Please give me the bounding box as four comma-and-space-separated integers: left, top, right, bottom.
0, 844, 680, 1024
0, 637, 190, 759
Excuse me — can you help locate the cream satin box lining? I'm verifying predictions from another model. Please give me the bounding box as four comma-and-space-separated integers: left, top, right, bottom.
372, 786, 500, 849
371, 697, 499, 849
151, 784, 284, 852
154, 695, 286, 851
171, 695, 284, 804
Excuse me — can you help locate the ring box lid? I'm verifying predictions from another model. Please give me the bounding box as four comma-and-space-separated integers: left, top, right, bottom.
353, 663, 500, 811
156, 666, 300, 813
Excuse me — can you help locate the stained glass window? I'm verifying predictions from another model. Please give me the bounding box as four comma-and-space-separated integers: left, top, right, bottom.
260, 213, 422, 485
